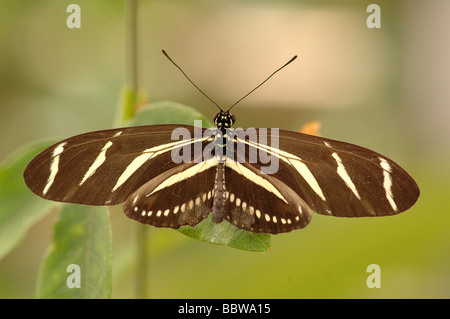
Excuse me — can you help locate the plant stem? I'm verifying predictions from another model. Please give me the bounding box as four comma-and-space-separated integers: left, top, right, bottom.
124, 0, 148, 299
122, 0, 139, 123
136, 224, 148, 299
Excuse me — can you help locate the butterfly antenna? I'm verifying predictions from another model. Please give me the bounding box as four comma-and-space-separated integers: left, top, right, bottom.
162, 50, 223, 112
227, 55, 298, 112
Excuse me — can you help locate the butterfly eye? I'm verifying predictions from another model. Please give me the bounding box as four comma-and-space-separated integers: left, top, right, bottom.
230, 113, 236, 125
213, 112, 220, 124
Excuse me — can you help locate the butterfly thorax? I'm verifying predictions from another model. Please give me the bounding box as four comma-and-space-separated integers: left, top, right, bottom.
212, 110, 235, 151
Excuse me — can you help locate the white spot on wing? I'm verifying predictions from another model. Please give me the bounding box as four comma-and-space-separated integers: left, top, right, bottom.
289, 158, 326, 201
79, 141, 113, 186
112, 137, 207, 192
146, 158, 217, 197
379, 157, 393, 172
43, 142, 67, 195
239, 137, 325, 201
379, 157, 397, 212
112, 151, 154, 192
331, 152, 361, 200
226, 161, 288, 203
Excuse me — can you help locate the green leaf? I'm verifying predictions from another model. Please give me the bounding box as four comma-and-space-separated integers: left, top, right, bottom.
37, 204, 112, 299
179, 215, 272, 252
128, 100, 212, 127
128, 101, 272, 252
0, 140, 58, 261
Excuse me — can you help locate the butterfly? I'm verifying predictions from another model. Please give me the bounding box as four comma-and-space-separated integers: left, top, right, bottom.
23, 51, 420, 234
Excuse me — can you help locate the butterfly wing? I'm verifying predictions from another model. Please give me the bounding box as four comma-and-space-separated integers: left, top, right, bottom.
123, 160, 218, 228
24, 123, 420, 235
222, 160, 311, 234
23, 124, 208, 206
233, 128, 420, 218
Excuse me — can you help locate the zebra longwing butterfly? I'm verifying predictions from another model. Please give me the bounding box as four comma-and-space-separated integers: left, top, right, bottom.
23, 51, 419, 234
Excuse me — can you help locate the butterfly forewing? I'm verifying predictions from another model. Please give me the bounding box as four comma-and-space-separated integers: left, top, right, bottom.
236, 128, 419, 218
23, 124, 209, 206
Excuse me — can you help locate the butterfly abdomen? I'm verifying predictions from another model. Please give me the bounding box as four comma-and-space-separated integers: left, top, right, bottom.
212, 162, 226, 223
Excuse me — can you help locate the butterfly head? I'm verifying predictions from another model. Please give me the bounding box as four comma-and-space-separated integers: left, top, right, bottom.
214, 111, 236, 129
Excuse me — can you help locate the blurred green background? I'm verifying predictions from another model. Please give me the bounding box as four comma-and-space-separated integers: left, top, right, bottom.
0, 0, 449, 298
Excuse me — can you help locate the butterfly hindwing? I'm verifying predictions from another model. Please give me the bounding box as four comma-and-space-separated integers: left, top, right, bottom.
223, 160, 311, 234
123, 160, 217, 228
